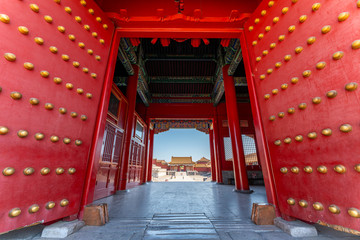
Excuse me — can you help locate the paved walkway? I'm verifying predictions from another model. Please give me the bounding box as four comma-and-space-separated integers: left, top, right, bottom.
2, 182, 359, 239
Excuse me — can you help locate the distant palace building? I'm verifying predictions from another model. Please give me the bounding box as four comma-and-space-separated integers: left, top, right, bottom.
152, 158, 169, 169
194, 157, 211, 173
152, 157, 211, 173
169, 156, 195, 171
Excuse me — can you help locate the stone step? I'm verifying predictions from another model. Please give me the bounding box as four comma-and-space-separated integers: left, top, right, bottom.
144, 213, 220, 240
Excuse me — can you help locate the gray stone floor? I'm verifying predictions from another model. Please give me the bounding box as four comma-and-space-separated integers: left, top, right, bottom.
2, 182, 359, 239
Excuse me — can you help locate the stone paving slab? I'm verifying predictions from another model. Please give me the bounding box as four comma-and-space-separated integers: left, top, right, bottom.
41, 221, 85, 239
3, 183, 360, 240
228, 231, 263, 240
274, 217, 318, 238
144, 213, 220, 240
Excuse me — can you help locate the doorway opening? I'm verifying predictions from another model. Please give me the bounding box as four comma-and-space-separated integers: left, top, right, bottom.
152, 127, 212, 182
103, 36, 266, 190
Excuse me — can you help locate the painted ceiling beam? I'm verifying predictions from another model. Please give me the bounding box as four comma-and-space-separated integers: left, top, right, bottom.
212, 46, 225, 106
149, 76, 213, 84
234, 77, 247, 86
228, 48, 243, 76
120, 38, 137, 64
117, 42, 150, 106
145, 57, 216, 62
152, 93, 211, 98
113, 76, 127, 87
117, 45, 134, 76
213, 78, 224, 106
224, 39, 240, 64
151, 98, 212, 104
137, 50, 150, 106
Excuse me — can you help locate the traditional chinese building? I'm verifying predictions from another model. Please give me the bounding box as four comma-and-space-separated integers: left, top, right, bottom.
152, 158, 169, 169
168, 157, 195, 172
1, 0, 360, 235
194, 157, 211, 173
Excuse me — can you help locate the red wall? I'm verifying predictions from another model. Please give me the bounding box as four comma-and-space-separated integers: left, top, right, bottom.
152, 159, 169, 169
194, 167, 211, 172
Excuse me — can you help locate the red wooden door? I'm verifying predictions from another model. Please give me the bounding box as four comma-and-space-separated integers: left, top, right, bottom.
94, 124, 124, 200
94, 122, 116, 200
244, 0, 360, 231
0, 0, 114, 233
127, 116, 147, 188
94, 86, 127, 200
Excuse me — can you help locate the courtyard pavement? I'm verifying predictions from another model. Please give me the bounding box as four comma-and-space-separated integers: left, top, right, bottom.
2, 182, 359, 239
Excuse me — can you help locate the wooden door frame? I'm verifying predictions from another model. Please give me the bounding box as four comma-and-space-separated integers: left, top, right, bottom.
82, 25, 279, 214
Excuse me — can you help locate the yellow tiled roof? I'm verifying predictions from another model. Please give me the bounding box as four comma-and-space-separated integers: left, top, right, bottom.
196, 157, 210, 163
169, 156, 194, 164
194, 163, 210, 168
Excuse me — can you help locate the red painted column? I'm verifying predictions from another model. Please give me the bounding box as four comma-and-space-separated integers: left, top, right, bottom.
209, 129, 216, 181
119, 65, 139, 190
223, 65, 251, 193
213, 113, 223, 183
147, 128, 155, 182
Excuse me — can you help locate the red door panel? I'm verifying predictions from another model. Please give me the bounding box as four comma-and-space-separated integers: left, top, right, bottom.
0, 0, 114, 233
126, 117, 147, 189
244, 0, 360, 231
107, 165, 117, 191
94, 122, 115, 200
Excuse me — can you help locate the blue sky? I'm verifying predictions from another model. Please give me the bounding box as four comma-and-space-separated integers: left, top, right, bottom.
153, 129, 210, 162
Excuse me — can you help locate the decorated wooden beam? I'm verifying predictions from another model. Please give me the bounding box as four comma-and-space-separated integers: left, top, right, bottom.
224, 39, 240, 64
152, 93, 211, 98
120, 38, 137, 64
234, 77, 247, 87
151, 119, 213, 134
145, 56, 216, 61
116, 42, 150, 106
117, 45, 134, 76
107, 11, 251, 39
149, 76, 213, 84
137, 51, 150, 106
212, 46, 225, 106
213, 85, 224, 106
151, 93, 212, 104
228, 48, 243, 76
113, 76, 127, 87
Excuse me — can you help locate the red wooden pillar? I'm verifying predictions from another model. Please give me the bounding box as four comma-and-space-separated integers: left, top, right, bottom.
223, 65, 252, 193
209, 129, 216, 181
147, 128, 155, 182
119, 65, 139, 190
212, 114, 223, 183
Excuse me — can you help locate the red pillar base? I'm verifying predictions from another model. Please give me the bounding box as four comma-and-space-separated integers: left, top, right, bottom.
233, 189, 254, 194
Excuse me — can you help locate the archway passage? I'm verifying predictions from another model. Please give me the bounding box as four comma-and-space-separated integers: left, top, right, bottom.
0, 0, 360, 236
152, 127, 212, 182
